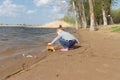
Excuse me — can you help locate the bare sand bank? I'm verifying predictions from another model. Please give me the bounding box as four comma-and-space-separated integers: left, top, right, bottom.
26, 20, 74, 28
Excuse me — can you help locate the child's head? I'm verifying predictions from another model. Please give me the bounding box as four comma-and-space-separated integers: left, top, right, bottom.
59, 25, 62, 29
57, 25, 63, 34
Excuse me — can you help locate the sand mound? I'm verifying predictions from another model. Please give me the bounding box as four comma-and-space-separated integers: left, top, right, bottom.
40, 20, 73, 28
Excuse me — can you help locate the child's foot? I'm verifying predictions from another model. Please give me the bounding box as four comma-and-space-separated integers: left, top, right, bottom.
60, 48, 68, 51
69, 46, 74, 49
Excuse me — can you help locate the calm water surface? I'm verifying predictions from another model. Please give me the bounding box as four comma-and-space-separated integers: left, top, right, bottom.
0, 27, 56, 59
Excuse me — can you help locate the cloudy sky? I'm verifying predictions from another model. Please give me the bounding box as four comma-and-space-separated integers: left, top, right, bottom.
0, 0, 69, 25
0, 0, 120, 25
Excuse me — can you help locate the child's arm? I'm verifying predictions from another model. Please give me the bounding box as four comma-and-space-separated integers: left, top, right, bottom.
48, 35, 61, 45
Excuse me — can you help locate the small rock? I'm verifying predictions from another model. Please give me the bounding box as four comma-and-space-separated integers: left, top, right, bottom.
56, 74, 59, 77
26, 55, 33, 58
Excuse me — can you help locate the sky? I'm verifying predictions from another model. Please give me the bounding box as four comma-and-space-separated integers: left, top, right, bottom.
112, 0, 120, 9
0, 0, 69, 25
0, 0, 120, 25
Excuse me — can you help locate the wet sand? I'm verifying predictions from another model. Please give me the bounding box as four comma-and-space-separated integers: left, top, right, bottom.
0, 54, 47, 80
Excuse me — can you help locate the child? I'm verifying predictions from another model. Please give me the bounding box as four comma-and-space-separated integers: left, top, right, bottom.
48, 25, 79, 51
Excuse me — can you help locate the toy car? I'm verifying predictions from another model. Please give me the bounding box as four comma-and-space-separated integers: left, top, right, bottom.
47, 45, 55, 52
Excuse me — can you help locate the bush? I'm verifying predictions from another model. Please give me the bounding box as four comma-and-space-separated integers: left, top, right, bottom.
111, 9, 120, 24
62, 13, 75, 24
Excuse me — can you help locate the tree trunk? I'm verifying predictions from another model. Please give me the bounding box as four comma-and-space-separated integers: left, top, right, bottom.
102, 8, 108, 25
77, 5, 82, 28
88, 0, 96, 31
72, 0, 79, 30
81, 0, 87, 29
77, 0, 87, 29
110, 16, 114, 24
102, 0, 108, 26
107, 0, 114, 25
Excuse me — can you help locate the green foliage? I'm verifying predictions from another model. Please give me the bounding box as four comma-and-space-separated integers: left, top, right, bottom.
111, 8, 120, 23
62, 13, 75, 24
111, 26, 120, 32
83, 0, 90, 25
94, 0, 103, 25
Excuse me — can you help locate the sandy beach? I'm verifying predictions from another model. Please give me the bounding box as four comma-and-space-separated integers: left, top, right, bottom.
4, 27, 120, 80
0, 20, 120, 80
0, 0, 120, 79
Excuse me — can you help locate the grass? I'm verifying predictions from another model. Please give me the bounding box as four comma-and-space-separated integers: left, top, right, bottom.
111, 26, 120, 32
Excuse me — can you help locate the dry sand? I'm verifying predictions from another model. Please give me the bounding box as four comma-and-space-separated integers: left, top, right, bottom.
28, 20, 74, 28
5, 27, 120, 80
40, 20, 74, 28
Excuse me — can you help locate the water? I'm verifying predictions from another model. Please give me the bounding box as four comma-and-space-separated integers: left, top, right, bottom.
0, 27, 56, 60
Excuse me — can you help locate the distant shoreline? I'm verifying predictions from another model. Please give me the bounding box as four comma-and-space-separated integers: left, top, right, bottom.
0, 25, 54, 28
0, 24, 26, 27
0, 24, 42, 28
0, 25, 59, 28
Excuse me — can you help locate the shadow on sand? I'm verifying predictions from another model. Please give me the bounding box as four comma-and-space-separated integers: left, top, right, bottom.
69, 45, 82, 50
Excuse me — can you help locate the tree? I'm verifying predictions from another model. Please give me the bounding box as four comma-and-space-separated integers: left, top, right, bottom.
69, 0, 87, 29
79, 0, 87, 29
88, 0, 96, 31
102, 0, 108, 25
72, 0, 79, 30
106, 0, 114, 24
68, 0, 117, 31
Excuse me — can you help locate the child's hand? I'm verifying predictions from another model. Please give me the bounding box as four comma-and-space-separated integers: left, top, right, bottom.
48, 43, 52, 45
76, 41, 80, 46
